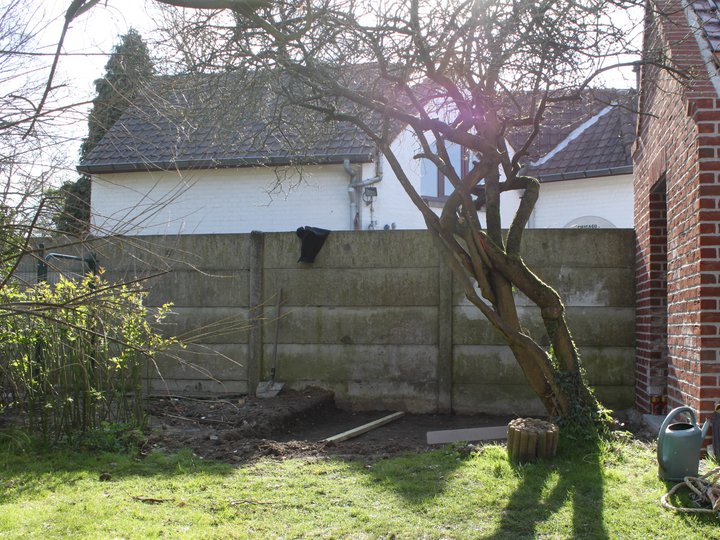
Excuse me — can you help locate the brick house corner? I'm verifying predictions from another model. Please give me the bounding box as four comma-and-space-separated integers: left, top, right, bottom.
634, 0, 720, 423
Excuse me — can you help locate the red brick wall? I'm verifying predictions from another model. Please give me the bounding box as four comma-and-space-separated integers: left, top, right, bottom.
635, 185, 668, 412
634, 0, 720, 422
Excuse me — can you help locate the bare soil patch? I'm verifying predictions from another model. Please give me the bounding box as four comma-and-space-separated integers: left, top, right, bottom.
144, 388, 516, 463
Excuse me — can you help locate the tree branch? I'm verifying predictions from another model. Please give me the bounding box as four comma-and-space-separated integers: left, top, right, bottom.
155, 0, 270, 9
23, 0, 98, 138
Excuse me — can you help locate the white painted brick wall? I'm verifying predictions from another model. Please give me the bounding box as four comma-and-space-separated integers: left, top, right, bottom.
91, 152, 633, 235
91, 165, 353, 235
531, 174, 634, 228
372, 129, 427, 230
371, 129, 524, 230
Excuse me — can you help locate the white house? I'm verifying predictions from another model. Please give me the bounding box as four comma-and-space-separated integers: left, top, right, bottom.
519, 94, 635, 229
79, 77, 635, 235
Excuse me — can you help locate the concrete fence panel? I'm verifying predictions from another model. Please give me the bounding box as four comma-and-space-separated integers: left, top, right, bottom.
19, 229, 636, 414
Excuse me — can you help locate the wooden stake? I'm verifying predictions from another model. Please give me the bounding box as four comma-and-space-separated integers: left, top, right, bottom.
507, 418, 559, 462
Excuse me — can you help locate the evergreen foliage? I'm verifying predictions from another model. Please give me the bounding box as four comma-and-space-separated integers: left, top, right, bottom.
55, 29, 153, 236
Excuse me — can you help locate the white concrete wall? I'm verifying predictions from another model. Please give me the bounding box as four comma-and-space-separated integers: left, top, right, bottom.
368, 129, 524, 231
91, 164, 354, 235
91, 148, 633, 235
531, 173, 634, 229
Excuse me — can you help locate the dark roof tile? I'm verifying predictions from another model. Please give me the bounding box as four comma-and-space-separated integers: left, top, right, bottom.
523, 100, 636, 180
690, 1, 720, 53
79, 74, 377, 173
79, 73, 636, 180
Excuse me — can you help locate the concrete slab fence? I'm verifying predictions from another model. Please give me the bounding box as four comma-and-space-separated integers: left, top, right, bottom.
20, 229, 636, 415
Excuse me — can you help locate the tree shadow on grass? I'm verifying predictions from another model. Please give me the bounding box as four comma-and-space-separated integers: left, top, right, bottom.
487, 438, 607, 540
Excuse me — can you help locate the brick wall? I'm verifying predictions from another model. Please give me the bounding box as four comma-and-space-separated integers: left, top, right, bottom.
634, 0, 720, 420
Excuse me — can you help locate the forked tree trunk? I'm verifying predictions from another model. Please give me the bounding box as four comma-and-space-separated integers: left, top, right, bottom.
423, 167, 602, 426
435, 225, 601, 424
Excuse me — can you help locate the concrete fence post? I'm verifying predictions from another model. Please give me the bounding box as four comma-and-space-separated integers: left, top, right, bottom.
436, 262, 454, 413
247, 231, 265, 395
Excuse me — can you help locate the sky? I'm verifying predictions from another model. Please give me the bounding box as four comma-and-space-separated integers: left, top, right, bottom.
40, 0, 161, 106
4, 0, 163, 185
39, 0, 643, 106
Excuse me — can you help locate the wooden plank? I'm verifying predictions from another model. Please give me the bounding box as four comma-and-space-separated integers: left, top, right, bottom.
426, 425, 508, 445
322, 412, 405, 443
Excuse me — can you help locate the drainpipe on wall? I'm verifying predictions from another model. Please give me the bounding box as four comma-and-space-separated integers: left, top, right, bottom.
344, 157, 383, 230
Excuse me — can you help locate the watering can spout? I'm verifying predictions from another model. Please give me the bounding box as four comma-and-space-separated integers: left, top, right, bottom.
702, 418, 711, 440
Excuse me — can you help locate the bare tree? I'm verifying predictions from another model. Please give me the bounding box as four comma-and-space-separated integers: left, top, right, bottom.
144, 0, 654, 431
0, 0, 102, 240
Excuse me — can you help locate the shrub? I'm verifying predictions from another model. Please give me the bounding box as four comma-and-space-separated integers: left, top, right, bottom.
0, 271, 175, 441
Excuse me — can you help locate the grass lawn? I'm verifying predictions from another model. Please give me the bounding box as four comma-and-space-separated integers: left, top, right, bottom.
0, 437, 717, 539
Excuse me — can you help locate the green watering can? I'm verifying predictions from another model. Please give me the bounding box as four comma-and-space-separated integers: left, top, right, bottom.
657, 406, 710, 482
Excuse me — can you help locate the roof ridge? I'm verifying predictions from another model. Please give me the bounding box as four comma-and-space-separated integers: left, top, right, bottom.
686, 0, 720, 97
529, 104, 615, 168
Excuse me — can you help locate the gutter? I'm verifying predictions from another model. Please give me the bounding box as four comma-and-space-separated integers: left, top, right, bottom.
78, 153, 374, 175
533, 165, 633, 183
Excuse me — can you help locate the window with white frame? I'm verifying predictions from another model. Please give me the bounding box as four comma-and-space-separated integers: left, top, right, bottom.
420, 141, 469, 200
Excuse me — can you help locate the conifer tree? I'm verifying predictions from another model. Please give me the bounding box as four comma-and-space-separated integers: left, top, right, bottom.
55, 28, 153, 236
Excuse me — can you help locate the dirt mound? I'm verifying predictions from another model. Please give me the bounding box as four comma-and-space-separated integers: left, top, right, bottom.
146, 387, 335, 437
143, 388, 515, 463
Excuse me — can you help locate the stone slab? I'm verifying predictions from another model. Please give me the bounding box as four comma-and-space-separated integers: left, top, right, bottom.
454, 266, 634, 308
346, 380, 438, 413
452, 383, 545, 416
643, 414, 664, 436
454, 344, 634, 388
149, 343, 248, 380
160, 307, 251, 344
427, 425, 508, 444
263, 230, 441, 269
581, 347, 636, 386
145, 270, 250, 308
263, 268, 438, 307
520, 229, 635, 268
261, 344, 438, 383
261, 306, 438, 345
593, 385, 635, 409
453, 346, 526, 385
86, 234, 253, 272
452, 306, 635, 347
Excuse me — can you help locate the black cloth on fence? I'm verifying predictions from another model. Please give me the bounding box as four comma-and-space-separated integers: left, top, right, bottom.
296, 226, 330, 263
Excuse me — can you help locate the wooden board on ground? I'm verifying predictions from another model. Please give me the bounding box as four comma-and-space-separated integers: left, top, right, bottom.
426, 425, 508, 445
322, 411, 405, 443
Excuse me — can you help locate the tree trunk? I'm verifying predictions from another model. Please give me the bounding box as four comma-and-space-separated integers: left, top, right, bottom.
435, 224, 602, 427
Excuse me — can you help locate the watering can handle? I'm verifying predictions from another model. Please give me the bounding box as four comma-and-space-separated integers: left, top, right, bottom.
657, 406, 697, 466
